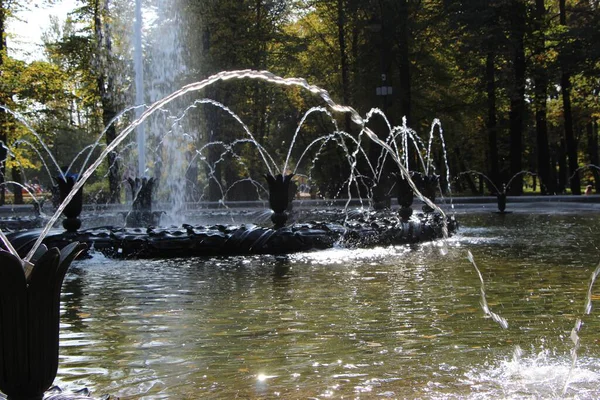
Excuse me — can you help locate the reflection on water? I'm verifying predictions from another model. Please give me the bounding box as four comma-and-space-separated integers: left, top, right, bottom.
53, 212, 600, 399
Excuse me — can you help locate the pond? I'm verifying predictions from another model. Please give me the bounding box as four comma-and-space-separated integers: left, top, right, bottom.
54, 205, 600, 399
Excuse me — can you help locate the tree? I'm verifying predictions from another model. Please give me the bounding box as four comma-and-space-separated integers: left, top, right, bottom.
92, 0, 121, 202
507, 0, 526, 195
559, 0, 580, 194
532, 0, 553, 194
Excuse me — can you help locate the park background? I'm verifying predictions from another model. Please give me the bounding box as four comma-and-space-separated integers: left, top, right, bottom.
0, 0, 598, 205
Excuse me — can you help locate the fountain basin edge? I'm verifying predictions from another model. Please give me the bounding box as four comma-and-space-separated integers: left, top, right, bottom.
2, 211, 457, 259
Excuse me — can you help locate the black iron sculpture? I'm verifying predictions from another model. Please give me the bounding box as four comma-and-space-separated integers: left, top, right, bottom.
395, 172, 414, 222
496, 184, 507, 213
412, 172, 439, 213
1, 173, 457, 260
372, 179, 391, 211
264, 173, 296, 228
0, 242, 87, 400
56, 174, 83, 232
126, 177, 160, 227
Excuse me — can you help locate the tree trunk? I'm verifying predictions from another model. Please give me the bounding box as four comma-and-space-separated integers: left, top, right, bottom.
396, 0, 413, 169
337, 0, 351, 132
559, 0, 581, 194
397, 0, 411, 124
455, 147, 478, 194
485, 50, 500, 192
557, 140, 567, 193
94, 0, 121, 203
587, 120, 600, 193
508, 0, 526, 195
533, 0, 553, 194
11, 165, 23, 204
206, 96, 223, 202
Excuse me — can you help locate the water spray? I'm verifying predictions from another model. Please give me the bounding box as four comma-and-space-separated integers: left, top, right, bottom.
562, 260, 600, 395
467, 250, 509, 329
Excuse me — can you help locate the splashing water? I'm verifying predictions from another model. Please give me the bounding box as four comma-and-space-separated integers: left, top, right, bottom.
563, 260, 600, 395
467, 250, 509, 329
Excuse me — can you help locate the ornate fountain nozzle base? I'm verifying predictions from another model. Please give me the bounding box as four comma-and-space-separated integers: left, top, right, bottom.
126, 177, 157, 227
395, 171, 415, 222
422, 204, 435, 214
265, 173, 295, 229
56, 173, 84, 233
399, 206, 413, 222
62, 217, 82, 232
271, 212, 288, 229
497, 193, 507, 213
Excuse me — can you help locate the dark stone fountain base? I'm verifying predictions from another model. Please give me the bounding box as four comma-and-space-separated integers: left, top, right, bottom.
3, 210, 457, 259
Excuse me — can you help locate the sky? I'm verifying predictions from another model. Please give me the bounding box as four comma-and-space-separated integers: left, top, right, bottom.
7, 0, 79, 61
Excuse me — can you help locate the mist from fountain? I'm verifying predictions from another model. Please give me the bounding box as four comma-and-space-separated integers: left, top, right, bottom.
131, 0, 189, 223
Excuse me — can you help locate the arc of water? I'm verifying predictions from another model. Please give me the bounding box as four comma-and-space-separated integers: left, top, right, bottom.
193, 99, 279, 176
0, 181, 44, 204
467, 250, 509, 329
23, 69, 449, 261
384, 118, 429, 175
157, 98, 280, 176
79, 105, 146, 176
343, 128, 364, 212
222, 178, 266, 203
296, 130, 377, 180
435, 121, 452, 196
505, 170, 537, 193
425, 119, 438, 175
300, 133, 342, 198
408, 127, 429, 173
192, 141, 260, 203
283, 106, 337, 174
9, 139, 54, 183
0, 144, 47, 209
67, 143, 107, 177
568, 164, 600, 183
455, 170, 500, 194
425, 119, 452, 195
0, 106, 65, 180
0, 143, 36, 197
194, 147, 226, 203
363, 108, 395, 183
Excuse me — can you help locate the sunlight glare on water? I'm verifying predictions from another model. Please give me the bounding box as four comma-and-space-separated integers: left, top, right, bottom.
462, 349, 600, 399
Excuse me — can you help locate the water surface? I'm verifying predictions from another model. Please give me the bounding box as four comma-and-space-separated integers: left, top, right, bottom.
55, 210, 600, 399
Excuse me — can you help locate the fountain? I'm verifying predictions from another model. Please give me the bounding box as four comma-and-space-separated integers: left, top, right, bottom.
0, 72, 599, 398
124, 177, 161, 227
456, 170, 538, 213
0, 241, 86, 400
2, 1, 600, 397
0, 70, 457, 261
36, 209, 600, 398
